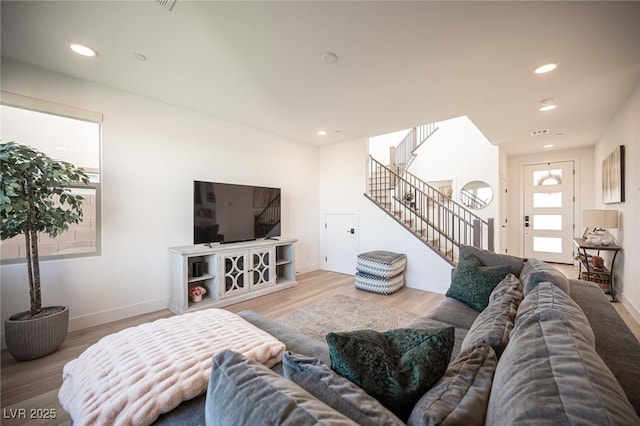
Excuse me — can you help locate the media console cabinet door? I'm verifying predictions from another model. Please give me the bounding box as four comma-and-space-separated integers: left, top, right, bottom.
219, 250, 250, 299
250, 247, 275, 290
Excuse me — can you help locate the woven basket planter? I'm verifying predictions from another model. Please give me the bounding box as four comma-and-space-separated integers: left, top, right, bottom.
5, 306, 69, 361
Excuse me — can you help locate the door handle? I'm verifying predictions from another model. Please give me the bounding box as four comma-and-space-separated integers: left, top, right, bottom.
524, 215, 530, 228
347, 228, 355, 234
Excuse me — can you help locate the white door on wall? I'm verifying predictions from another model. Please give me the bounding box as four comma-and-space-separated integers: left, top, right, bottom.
324, 213, 358, 275
523, 161, 575, 263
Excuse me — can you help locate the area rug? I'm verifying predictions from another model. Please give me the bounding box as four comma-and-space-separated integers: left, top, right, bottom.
273, 295, 419, 342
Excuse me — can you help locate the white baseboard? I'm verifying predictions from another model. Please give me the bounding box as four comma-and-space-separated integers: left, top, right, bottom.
1, 297, 171, 351
618, 292, 640, 326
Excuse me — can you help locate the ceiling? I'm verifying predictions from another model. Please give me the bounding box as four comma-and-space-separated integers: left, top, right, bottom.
2, 1, 640, 155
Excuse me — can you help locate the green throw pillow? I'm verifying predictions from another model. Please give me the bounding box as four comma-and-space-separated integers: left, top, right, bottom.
446, 254, 511, 312
327, 327, 454, 422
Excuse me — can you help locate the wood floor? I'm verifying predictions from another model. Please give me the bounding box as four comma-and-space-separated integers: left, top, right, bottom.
0, 270, 444, 426
2, 268, 639, 426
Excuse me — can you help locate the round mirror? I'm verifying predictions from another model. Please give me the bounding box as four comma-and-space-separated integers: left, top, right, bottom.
460, 180, 493, 209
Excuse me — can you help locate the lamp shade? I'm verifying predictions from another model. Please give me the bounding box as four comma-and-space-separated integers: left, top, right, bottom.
582, 209, 619, 229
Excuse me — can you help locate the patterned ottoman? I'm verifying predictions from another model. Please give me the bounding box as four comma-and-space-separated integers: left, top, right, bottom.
355, 251, 407, 295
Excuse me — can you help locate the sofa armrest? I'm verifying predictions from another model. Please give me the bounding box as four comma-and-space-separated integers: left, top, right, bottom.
569, 279, 640, 415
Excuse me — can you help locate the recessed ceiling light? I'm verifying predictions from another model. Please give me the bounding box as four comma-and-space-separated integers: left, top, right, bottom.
539, 99, 556, 112
70, 43, 97, 57
317, 130, 328, 136
534, 63, 557, 74
543, 144, 554, 148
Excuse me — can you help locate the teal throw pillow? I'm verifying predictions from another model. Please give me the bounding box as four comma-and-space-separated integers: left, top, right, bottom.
446, 254, 511, 312
327, 327, 454, 422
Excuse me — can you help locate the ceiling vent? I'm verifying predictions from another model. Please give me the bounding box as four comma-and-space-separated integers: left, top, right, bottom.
154, 0, 176, 11
530, 129, 549, 136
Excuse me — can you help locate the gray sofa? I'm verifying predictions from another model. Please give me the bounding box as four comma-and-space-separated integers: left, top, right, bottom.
156, 248, 640, 425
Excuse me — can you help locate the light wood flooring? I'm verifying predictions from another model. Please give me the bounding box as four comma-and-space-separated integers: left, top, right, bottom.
0, 270, 444, 426
2, 268, 639, 426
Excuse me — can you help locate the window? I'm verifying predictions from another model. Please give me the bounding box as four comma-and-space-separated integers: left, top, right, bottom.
1, 92, 102, 262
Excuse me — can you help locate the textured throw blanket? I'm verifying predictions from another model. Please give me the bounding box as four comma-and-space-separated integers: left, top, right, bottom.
59, 308, 286, 426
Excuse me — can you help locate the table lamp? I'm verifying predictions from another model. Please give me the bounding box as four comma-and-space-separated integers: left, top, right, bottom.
582, 209, 619, 245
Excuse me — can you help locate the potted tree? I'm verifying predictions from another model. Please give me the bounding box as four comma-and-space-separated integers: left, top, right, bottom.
0, 142, 89, 360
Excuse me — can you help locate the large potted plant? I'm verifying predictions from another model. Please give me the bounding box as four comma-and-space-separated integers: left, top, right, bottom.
0, 141, 89, 360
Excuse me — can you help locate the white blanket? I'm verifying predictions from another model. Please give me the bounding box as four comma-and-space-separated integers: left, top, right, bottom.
59, 308, 285, 426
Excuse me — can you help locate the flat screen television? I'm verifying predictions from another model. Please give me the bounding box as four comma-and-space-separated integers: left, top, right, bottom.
194, 181, 281, 244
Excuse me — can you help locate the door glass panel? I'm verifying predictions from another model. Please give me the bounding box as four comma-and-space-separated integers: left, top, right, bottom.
533, 237, 563, 253
533, 192, 562, 208
533, 215, 562, 231
533, 169, 562, 186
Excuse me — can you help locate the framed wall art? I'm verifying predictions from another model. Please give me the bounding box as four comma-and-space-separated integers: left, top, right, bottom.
602, 145, 625, 204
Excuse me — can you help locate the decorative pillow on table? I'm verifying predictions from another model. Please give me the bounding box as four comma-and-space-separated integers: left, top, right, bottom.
205, 350, 357, 426
446, 254, 511, 312
282, 352, 405, 426
407, 343, 498, 426
327, 327, 454, 422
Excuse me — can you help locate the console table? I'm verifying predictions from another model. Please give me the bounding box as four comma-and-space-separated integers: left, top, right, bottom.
573, 238, 622, 302
169, 238, 297, 314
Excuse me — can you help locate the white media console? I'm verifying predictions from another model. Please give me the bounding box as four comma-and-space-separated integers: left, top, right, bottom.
169, 238, 297, 314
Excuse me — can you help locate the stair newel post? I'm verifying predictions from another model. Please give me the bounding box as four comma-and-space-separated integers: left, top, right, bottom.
472, 219, 482, 248
487, 218, 495, 252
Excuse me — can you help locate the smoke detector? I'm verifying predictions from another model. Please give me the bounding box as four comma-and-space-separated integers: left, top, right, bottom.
154, 0, 176, 11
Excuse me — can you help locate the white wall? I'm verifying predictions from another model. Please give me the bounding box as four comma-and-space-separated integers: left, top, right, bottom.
506, 146, 595, 258
0, 60, 321, 339
593, 83, 640, 323
319, 138, 453, 294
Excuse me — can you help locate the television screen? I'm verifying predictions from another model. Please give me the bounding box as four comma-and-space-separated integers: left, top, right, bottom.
194, 181, 281, 244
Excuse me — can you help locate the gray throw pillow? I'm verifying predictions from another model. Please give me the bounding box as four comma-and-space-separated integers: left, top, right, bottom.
486, 310, 639, 425
446, 255, 511, 312
327, 327, 454, 422
519, 258, 570, 296
489, 273, 523, 305
408, 344, 498, 426
282, 352, 404, 426
516, 281, 595, 347
460, 274, 520, 357
205, 350, 357, 425
458, 245, 526, 276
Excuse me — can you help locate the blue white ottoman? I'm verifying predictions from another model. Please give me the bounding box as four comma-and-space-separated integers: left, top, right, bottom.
355, 251, 406, 295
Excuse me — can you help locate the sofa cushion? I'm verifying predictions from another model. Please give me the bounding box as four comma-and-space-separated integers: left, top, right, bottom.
489, 272, 523, 305
327, 327, 454, 422
425, 297, 479, 330
517, 281, 595, 347
486, 310, 639, 425
460, 274, 520, 357
519, 258, 570, 296
458, 245, 526, 276
282, 352, 404, 426
446, 254, 511, 312
570, 279, 640, 415
205, 350, 357, 425
408, 344, 497, 426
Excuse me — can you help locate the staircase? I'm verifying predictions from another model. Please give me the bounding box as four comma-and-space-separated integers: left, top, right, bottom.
365, 125, 494, 265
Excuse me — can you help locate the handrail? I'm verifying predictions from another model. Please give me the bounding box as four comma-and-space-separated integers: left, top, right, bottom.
367, 156, 494, 263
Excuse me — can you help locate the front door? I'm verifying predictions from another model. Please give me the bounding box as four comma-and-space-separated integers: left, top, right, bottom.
523, 161, 575, 263
324, 213, 358, 275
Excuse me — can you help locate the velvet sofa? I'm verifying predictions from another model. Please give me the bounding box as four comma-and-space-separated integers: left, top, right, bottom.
156, 246, 640, 425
